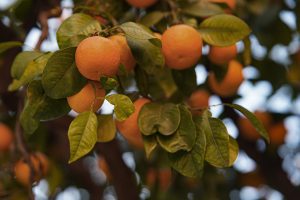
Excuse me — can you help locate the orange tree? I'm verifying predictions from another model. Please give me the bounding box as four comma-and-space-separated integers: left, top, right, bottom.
0, 0, 299, 199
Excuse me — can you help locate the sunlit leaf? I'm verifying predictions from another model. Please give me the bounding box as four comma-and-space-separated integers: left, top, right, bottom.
11, 51, 43, 79
199, 14, 251, 46
68, 111, 98, 163
8, 52, 53, 91
97, 114, 116, 142
106, 94, 135, 121
0, 41, 22, 54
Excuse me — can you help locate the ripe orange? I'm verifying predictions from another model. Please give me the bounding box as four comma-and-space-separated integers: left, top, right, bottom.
0, 123, 13, 151
126, 0, 158, 8
67, 81, 105, 113
75, 36, 121, 80
187, 89, 210, 115
162, 24, 203, 70
116, 98, 151, 149
238, 111, 272, 141
109, 34, 136, 72
208, 60, 244, 97
209, 0, 236, 10
14, 152, 49, 186
208, 45, 237, 65
268, 122, 286, 146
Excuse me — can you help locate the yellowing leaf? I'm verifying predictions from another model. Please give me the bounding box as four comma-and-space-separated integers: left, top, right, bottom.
199, 14, 251, 46
68, 111, 98, 163
106, 94, 135, 121
97, 114, 116, 142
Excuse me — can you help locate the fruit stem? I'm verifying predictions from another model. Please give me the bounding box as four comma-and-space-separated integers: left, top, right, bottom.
166, 0, 180, 24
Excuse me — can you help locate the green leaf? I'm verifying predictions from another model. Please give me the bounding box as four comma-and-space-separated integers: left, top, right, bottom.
11, 51, 43, 79
201, 110, 230, 168
120, 22, 164, 74
42, 47, 87, 99
157, 105, 196, 153
143, 135, 158, 159
172, 68, 197, 97
105, 94, 135, 121
97, 114, 116, 142
20, 80, 70, 135
199, 14, 251, 46
138, 103, 180, 136
182, 1, 224, 18
57, 13, 101, 49
20, 103, 40, 136
100, 77, 119, 92
224, 103, 270, 142
0, 41, 22, 54
229, 136, 239, 166
140, 11, 165, 27
8, 52, 53, 91
168, 117, 206, 177
68, 111, 98, 163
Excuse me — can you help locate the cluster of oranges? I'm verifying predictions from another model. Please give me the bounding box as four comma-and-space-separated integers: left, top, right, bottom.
67, 0, 243, 149
0, 123, 49, 186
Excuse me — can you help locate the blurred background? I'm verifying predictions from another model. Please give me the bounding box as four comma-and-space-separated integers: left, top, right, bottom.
0, 0, 300, 199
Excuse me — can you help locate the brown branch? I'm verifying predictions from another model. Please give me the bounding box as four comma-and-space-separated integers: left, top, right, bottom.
221, 97, 300, 199
14, 90, 35, 200
35, 7, 62, 50
96, 140, 140, 200
166, 0, 180, 24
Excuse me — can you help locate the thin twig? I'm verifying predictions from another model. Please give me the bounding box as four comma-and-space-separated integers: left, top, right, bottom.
35, 7, 62, 50
14, 90, 35, 200
166, 0, 180, 24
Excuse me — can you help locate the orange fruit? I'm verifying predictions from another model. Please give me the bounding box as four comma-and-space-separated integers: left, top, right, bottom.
0, 123, 13, 151
14, 152, 49, 186
116, 98, 151, 149
109, 34, 136, 72
268, 122, 286, 146
208, 59, 244, 97
126, 0, 158, 8
67, 82, 105, 113
238, 111, 272, 141
187, 89, 210, 115
75, 36, 121, 80
162, 24, 203, 70
98, 158, 112, 181
209, 0, 236, 10
208, 45, 237, 65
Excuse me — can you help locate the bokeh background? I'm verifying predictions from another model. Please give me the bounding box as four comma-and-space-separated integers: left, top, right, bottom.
0, 0, 300, 199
